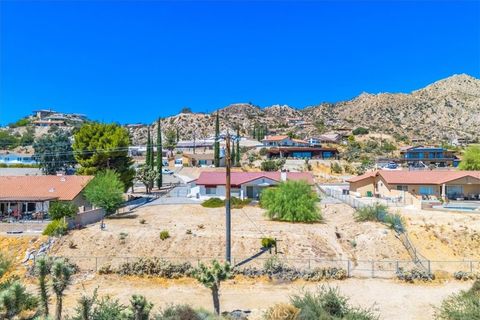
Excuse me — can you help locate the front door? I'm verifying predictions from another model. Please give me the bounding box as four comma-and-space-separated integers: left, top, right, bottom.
246, 186, 254, 199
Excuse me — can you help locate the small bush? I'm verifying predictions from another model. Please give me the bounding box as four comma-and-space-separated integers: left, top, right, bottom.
43, 219, 68, 236
352, 127, 369, 135
259, 147, 268, 156
435, 280, 480, 319
231, 197, 252, 209
355, 204, 388, 222
186, 229, 192, 235
291, 286, 377, 320
0, 252, 12, 277
330, 162, 343, 174
201, 198, 224, 208
160, 230, 170, 241
139, 219, 146, 224
396, 267, 434, 282
197, 224, 205, 230
155, 304, 203, 320
261, 237, 277, 249
114, 258, 193, 278
119, 232, 128, 242
48, 201, 78, 220
264, 303, 299, 320
261, 159, 284, 172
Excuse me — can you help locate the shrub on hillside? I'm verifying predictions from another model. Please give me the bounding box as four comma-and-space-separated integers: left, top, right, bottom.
160, 230, 170, 240
352, 127, 369, 135
48, 201, 78, 220
201, 198, 224, 208
261, 159, 285, 172
43, 219, 68, 236
104, 258, 193, 278
435, 280, 480, 319
261, 180, 321, 223
396, 267, 434, 282
264, 303, 300, 320
330, 162, 343, 174
355, 204, 388, 222
155, 304, 204, 320
291, 286, 378, 320
261, 237, 276, 249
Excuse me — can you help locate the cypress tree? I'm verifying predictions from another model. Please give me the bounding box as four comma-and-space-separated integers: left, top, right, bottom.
156, 118, 162, 188
146, 127, 152, 168
252, 126, 256, 139
176, 128, 180, 143
231, 138, 236, 167
214, 112, 220, 167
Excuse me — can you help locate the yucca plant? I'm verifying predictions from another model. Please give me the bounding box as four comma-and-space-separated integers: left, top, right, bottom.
0, 281, 38, 320
51, 259, 73, 320
128, 294, 153, 320
35, 257, 52, 317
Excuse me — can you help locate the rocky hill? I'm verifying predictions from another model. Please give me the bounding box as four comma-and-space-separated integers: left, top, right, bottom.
129, 74, 480, 145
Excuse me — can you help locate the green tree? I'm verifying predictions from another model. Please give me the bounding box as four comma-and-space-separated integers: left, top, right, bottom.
261, 180, 321, 222
84, 170, 124, 215
156, 118, 163, 189
231, 139, 236, 167
35, 257, 52, 317
459, 145, 480, 170
136, 166, 159, 194
214, 112, 220, 167
51, 259, 73, 320
191, 260, 232, 315
164, 129, 177, 151
48, 201, 78, 220
435, 280, 480, 320
352, 127, 369, 135
0, 131, 19, 150
34, 131, 76, 174
19, 127, 35, 146
145, 127, 152, 169
73, 123, 134, 190
314, 119, 326, 134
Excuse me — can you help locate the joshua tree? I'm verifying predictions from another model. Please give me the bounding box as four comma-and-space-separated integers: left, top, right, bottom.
51, 259, 73, 320
191, 260, 232, 315
35, 257, 51, 317
129, 294, 153, 320
0, 281, 38, 320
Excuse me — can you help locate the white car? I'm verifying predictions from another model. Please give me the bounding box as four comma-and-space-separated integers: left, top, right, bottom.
162, 168, 174, 175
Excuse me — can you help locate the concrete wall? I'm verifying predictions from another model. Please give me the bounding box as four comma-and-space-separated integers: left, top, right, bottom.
69, 208, 105, 228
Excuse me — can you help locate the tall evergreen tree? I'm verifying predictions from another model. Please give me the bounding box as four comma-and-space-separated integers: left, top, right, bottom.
252, 126, 256, 139
236, 128, 241, 166
214, 112, 220, 167
231, 138, 236, 167
146, 127, 152, 168
156, 118, 163, 188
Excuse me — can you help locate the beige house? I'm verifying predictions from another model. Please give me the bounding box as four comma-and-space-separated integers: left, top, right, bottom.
348, 170, 480, 205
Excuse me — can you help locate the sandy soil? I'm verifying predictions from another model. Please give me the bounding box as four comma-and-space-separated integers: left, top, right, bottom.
57, 274, 472, 320
399, 207, 480, 273
50, 203, 410, 271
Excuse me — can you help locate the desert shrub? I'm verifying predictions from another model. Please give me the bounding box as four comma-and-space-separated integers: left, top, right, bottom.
261, 237, 276, 249
352, 127, 369, 135
155, 304, 203, 320
202, 198, 224, 208
261, 180, 321, 223
0, 280, 38, 319
259, 148, 268, 156
160, 230, 170, 240
291, 286, 377, 320
435, 280, 480, 320
330, 162, 343, 174
264, 303, 300, 320
396, 267, 434, 282
355, 204, 387, 222
453, 271, 479, 281
139, 219, 146, 224
261, 159, 285, 172
0, 253, 11, 278
43, 219, 68, 236
114, 258, 193, 277
231, 197, 251, 209
202, 197, 251, 209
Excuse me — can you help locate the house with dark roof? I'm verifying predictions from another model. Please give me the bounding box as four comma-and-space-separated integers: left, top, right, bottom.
191, 171, 314, 200
399, 146, 459, 167
0, 175, 93, 219
347, 170, 480, 206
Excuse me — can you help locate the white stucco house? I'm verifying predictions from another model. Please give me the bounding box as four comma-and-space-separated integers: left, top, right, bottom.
189, 171, 314, 200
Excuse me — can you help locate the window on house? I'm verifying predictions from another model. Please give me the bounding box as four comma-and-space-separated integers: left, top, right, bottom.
396, 185, 408, 191
419, 186, 435, 195
205, 187, 216, 195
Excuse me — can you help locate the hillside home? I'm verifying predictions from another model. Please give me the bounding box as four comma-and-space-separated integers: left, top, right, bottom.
348, 170, 480, 206
182, 153, 225, 167
0, 152, 37, 166
262, 135, 309, 147
400, 146, 459, 167
267, 147, 339, 160
308, 134, 343, 146
32, 120, 66, 127
0, 175, 93, 219
191, 171, 314, 200
175, 140, 215, 153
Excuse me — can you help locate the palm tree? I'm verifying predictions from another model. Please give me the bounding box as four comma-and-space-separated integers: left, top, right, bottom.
51, 259, 73, 320
191, 260, 232, 315
35, 257, 51, 317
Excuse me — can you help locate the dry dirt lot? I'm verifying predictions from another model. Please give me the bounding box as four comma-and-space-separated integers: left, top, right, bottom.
50, 203, 410, 271
57, 274, 472, 320
401, 207, 480, 272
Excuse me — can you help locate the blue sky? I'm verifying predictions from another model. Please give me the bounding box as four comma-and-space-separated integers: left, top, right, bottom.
1, 1, 479, 125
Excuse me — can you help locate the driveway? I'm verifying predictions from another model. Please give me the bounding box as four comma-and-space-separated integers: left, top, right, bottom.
145, 184, 201, 205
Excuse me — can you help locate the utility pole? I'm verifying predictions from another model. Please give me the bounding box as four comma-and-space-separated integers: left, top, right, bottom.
225, 132, 232, 264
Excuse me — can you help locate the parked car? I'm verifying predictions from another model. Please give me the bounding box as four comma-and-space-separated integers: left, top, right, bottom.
162, 168, 174, 175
